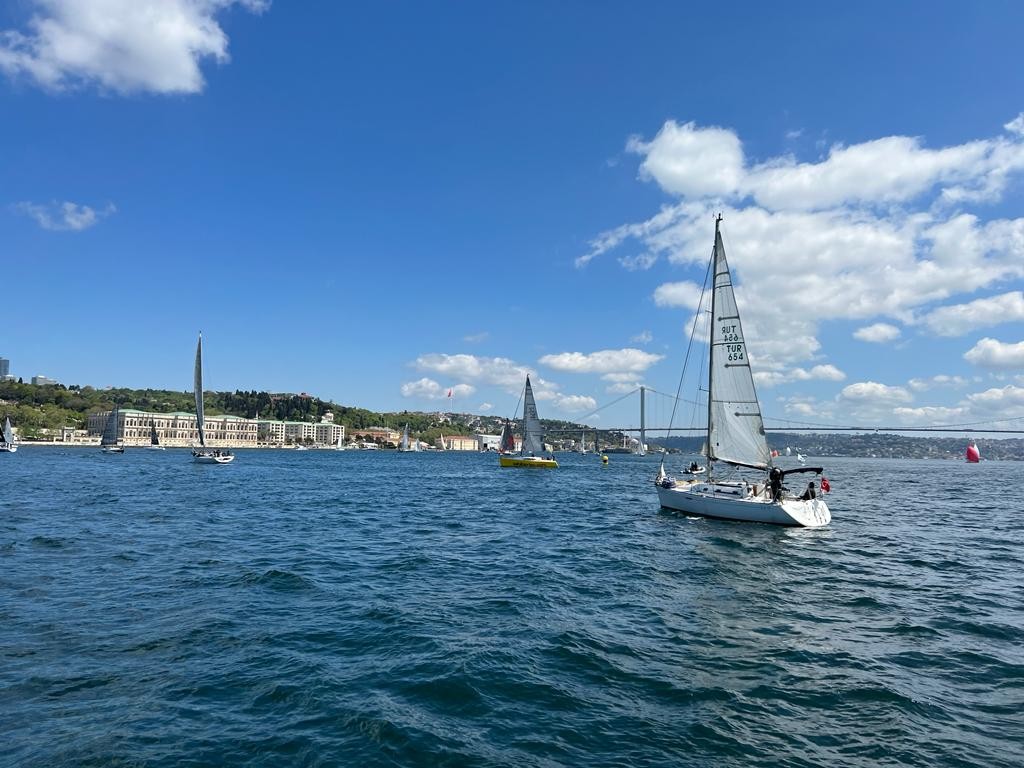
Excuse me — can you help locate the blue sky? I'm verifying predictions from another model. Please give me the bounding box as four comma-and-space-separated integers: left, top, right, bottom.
2, 1, 1024, 431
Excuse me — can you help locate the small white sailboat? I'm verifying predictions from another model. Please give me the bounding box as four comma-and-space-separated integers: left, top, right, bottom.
399, 423, 412, 452
146, 419, 165, 450
0, 416, 17, 453
578, 431, 587, 454
499, 375, 557, 468
438, 432, 446, 451
334, 432, 345, 451
655, 216, 830, 527
191, 333, 234, 464
100, 406, 125, 453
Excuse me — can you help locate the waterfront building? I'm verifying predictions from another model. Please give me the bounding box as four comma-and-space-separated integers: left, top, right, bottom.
350, 426, 401, 446
440, 435, 478, 451
257, 419, 344, 446
88, 409, 259, 447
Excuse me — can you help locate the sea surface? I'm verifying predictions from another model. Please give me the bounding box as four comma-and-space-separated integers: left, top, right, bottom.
2, 448, 1022, 767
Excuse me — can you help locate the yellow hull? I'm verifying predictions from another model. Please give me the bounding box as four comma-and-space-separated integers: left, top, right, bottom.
499, 455, 558, 469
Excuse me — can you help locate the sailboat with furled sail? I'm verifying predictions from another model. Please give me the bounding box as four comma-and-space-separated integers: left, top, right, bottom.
191, 332, 234, 464
499, 375, 557, 468
655, 216, 830, 527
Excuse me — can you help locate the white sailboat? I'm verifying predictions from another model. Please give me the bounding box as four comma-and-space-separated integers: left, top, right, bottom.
100, 406, 125, 453
577, 431, 587, 454
146, 419, 165, 450
499, 375, 557, 468
655, 216, 830, 527
399, 423, 412, 452
191, 333, 234, 464
0, 416, 17, 453
438, 432, 445, 451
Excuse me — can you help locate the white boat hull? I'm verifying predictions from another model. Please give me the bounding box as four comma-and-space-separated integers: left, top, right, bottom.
193, 451, 234, 464
101, 446, 125, 454
145, 445, 165, 450
0, 445, 17, 453
656, 480, 830, 528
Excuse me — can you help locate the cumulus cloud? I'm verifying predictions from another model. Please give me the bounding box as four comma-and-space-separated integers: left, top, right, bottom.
908, 374, 968, 392
920, 291, 1024, 336
14, 200, 115, 230
412, 352, 595, 415
478, 402, 493, 412
581, 117, 1024, 385
839, 381, 913, 405
399, 377, 474, 400
963, 338, 1024, 369
631, 330, 653, 344
538, 348, 663, 374
653, 280, 705, 309
754, 364, 846, 389
0, 0, 267, 94
853, 323, 901, 343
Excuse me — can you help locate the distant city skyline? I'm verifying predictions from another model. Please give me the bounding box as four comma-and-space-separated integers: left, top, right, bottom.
2, 2, 1023, 430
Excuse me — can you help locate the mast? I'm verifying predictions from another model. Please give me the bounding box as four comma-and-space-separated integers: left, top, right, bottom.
194, 332, 206, 448
706, 214, 720, 472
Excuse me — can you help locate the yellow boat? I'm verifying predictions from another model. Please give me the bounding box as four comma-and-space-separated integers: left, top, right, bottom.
499, 454, 558, 469
499, 375, 558, 469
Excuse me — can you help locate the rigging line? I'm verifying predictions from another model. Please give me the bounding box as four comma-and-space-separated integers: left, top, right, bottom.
663, 242, 715, 438
575, 388, 640, 424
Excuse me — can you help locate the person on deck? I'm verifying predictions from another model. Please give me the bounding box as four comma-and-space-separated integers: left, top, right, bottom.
799, 481, 816, 501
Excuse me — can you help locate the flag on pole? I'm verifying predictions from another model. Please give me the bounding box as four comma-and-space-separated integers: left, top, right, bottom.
447, 388, 453, 398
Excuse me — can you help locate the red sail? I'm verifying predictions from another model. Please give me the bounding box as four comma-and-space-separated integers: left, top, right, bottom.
965, 442, 980, 463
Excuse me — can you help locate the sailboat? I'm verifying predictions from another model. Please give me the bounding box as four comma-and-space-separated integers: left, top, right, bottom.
499, 375, 557, 468
100, 406, 125, 453
0, 416, 17, 453
655, 216, 830, 527
146, 419, 165, 450
191, 333, 234, 464
438, 432, 446, 451
498, 418, 516, 454
399, 423, 412, 452
965, 440, 980, 463
577, 430, 587, 454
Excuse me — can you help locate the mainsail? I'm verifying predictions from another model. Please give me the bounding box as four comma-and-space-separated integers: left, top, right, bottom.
3, 416, 13, 444
400, 424, 409, 451
194, 333, 206, 448
500, 418, 516, 453
520, 375, 545, 455
706, 221, 770, 469
100, 406, 120, 447
150, 420, 160, 446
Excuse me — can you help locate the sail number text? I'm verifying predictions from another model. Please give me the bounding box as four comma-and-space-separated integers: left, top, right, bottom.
721, 325, 745, 361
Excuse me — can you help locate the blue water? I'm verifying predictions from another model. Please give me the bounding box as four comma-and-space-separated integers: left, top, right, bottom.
2, 448, 1022, 767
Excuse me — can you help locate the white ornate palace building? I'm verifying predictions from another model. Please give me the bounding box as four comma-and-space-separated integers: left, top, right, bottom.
87, 409, 345, 448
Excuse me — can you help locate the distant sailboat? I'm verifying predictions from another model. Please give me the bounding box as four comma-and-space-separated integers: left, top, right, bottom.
578, 430, 587, 454
0, 416, 17, 453
191, 333, 234, 464
498, 418, 516, 454
965, 440, 980, 463
100, 406, 125, 453
438, 432, 446, 451
499, 375, 557, 468
146, 419, 165, 450
399, 423, 412, 452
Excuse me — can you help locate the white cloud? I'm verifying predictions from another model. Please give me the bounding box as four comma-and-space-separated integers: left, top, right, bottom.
538, 348, 663, 374
14, 200, 114, 230
853, 323, 901, 343
966, 385, 1024, 415
0, 0, 266, 94
652, 280, 704, 309
463, 331, 489, 343
627, 120, 745, 198
399, 377, 474, 400
908, 374, 968, 392
754, 364, 846, 388
785, 129, 804, 140
891, 405, 968, 425
618, 252, 658, 271
412, 352, 595, 415
478, 402, 493, 412
963, 337, 1024, 369
839, 381, 913, 405
579, 118, 1024, 377
920, 291, 1024, 337
630, 330, 653, 344
1006, 113, 1024, 137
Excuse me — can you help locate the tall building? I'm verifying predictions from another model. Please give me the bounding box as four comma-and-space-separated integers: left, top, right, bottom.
31, 374, 58, 386
0, 357, 8, 378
